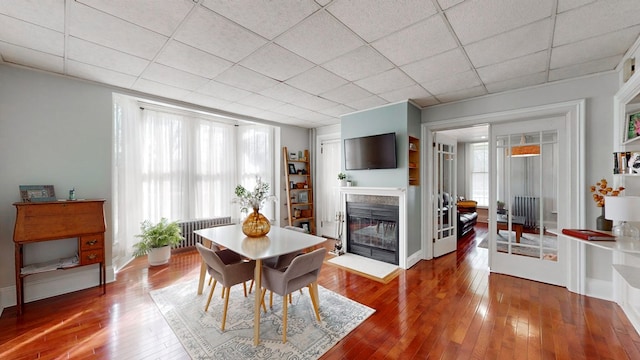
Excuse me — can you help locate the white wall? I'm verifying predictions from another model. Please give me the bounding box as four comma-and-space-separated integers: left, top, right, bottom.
422, 71, 619, 282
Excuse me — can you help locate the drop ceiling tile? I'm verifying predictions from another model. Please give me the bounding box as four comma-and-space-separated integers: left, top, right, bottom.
445, 0, 554, 45
322, 46, 394, 81
0, 0, 64, 32
215, 65, 280, 93
76, 0, 194, 36
294, 94, 338, 111
156, 40, 233, 79
202, 0, 319, 40
259, 83, 314, 103
422, 70, 482, 95
401, 48, 470, 84
286, 66, 348, 95
0, 14, 63, 56
372, 15, 458, 66
69, 3, 168, 60
0, 41, 63, 73
412, 96, 440, 108
379, 84, 433, 103
436, 85, 487, 103
327, 0, 436, 42
345, 95, 389, 111
236, 93, 286, 111
557, 0, 596, 13
437, 0, 465, 10
272, 103, 312, 117
550, 26, 640, 69
68, 37, 149, 76
175, 6, 267, 62
320, 83, 373, 103
239, 43, 314, 81
221, 102, 265, 118
181, 92, 231, 110
133, 78, 192, 99
484, 72, 547, 93
465, 19, 551, 68
320, 104, 356, 117
66, 59, 137, 88
554, 0, 640, 46
477, 51, 548, 84
142, 63, 210, 91
549, 55, 620, 81
275, 10, 364, 63
355, 68, 415, 94
197, 81, 252, 102
303, 111, 334, 123
315, 117, 341, 126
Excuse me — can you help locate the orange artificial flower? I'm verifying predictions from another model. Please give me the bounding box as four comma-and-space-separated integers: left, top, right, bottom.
589, 178, 624, 207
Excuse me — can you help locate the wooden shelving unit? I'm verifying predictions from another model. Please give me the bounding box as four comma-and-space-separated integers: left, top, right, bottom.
409, 136, 420, 186
283, 147, 315, 234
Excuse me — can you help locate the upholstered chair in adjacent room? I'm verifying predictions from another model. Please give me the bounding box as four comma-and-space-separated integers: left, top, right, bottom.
195, 243, 255, 331
260, 247, 327, 343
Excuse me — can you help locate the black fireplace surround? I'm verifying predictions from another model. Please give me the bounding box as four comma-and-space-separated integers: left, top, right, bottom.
346, 202, 399, 265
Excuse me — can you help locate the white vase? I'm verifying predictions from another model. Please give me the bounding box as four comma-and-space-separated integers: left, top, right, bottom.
148, 245, 171, 266
339, 179, 347, 187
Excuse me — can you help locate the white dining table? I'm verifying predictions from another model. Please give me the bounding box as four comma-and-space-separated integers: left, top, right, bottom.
194, 224, 326, 346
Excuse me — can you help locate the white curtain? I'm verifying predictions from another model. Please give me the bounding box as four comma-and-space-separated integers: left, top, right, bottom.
236, 125, 275, 220
112, 95, 272, 270
112, 94, 144, 269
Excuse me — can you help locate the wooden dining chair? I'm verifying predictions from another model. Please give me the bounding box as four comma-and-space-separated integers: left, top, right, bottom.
260, 247, 326, 343
195, 243, 255, 331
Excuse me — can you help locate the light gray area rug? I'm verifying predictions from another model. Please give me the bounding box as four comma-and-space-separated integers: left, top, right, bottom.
150, 278, 374, 359
477, 231, 558, 260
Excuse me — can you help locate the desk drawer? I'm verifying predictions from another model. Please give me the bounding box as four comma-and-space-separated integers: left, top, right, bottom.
80, 249, 103, 265
80, 234, 104, 251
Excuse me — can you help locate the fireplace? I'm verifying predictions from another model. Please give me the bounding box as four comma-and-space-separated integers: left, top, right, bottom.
346, 202, 399, 265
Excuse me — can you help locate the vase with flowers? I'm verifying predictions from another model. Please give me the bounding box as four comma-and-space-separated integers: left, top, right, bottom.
590, 178, 625, 231
234, 177, 276, 237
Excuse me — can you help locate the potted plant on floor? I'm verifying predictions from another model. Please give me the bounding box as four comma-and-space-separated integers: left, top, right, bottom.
132, 218, 184, 266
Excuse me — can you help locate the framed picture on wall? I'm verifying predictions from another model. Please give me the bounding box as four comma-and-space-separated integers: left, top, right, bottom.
625, 110, 640, 142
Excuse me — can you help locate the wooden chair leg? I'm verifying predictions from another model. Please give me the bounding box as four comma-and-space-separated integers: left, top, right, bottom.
205, 281, 215, 312
249, 279, 254, 293
282, 295, 288, 343
221, 287, 230, 331
260, 288, 267, 313
243, 282, 247, 297
269, 290, 273, 308
308, 283, 321, 322
208, 276, 213, 286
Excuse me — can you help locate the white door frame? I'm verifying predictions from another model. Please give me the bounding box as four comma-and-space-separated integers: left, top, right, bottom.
315, 132, 341, 238
422, 100, 585, 291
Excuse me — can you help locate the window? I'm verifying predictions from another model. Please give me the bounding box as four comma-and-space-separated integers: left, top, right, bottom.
468, 142, 489, 207
112, 94, 274, 268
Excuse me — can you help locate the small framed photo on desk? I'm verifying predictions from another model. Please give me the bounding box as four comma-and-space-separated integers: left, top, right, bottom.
19, 185, 56, 202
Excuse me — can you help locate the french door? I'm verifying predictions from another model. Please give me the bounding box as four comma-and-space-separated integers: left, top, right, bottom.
432, 133, 457, 257
490, 116, 565, 286
316, 138, 341, 238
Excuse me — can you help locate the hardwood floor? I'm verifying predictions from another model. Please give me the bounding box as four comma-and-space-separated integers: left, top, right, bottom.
2, 227, 640, 359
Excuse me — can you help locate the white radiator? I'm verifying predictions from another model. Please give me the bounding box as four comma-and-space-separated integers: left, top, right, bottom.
513, 196, 538, 229
176, 217, 232, 249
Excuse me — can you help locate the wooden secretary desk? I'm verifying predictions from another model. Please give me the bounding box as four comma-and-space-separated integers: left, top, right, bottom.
13, 199, 106, 315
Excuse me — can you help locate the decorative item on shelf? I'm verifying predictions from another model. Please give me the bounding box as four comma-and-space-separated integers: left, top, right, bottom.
233, 177, 276, 237
605, 196, 640, 239
300, 221, 310, 233
625, 110, 640, 143
19, 185, 56, 202
289, 152, 297, 161
338, 172, 347, 187
294, 208, 302, 218
288, 164, 297, 174
68, 187, 76, 201
132, 218, 184, 266
590, 178, 624, 231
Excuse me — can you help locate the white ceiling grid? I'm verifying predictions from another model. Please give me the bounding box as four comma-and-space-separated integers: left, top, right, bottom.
0, 0, 639, 128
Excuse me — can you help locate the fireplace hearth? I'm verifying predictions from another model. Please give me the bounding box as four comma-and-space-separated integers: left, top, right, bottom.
346, 202, 399, 265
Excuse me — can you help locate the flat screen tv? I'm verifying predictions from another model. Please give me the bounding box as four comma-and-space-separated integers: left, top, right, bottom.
344, 132, 397, 170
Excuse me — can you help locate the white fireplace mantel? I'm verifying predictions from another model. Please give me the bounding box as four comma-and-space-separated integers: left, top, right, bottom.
339, 187, 407, 269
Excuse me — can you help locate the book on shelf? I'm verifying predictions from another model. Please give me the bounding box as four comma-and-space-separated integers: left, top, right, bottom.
561, 229, 615, 241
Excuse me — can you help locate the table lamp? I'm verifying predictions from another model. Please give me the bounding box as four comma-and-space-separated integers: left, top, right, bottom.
605, 196, 640, 239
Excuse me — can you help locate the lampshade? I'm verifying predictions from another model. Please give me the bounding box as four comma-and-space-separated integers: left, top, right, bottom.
604, 196, 640, 222
510, 134, 540, 157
